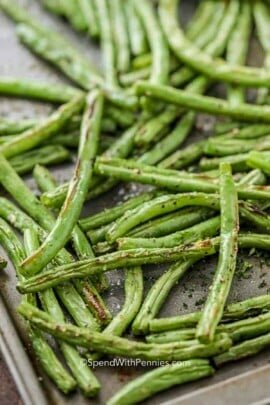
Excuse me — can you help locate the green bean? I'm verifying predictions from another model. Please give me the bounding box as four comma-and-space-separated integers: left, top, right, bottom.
94, 157, 270, 202
150, 311, 270, 345
86, 266, 143, 361
18, 302, 233, 361
120, 67, 150, 87
135, 76, 208, 148
105, 193, 218, 242
21, 90, 103, 277
131, 54, 152, 70
110, 0, 130, 73
197, 163, 239, 343
185, 0, 216, 41
17, 233, 270, 293
214, 333, 270, 367
141, 113, 195, 165
9, 145, 70, 175
216, 124, 270, 140
109, 191, 270, 243
159, 0, 270, 87
79, 191, 159, 231
149, 312, 270, 344
121, 55, 178, 86
237, 169, 267, 186
124, 0, 148, 56
0, 76, 81, 103
0, 219, 77, 393
33, 164, 111, 321
0, 157, 103, 326
41, 118, 144, 208
0, 94, 84, 158
0, 154, 56, 230
238, 201, 270, 233
118, 195, 268, 252
87, 226, 111, 245
18, 239, 217, 293
93, 0, 118, 87
170, 0, 229, 88
78, 0, 99, 38
247, 151, 270, 176
106, 105, 135, 128
16, 22, 99, 86
204, 136, 270, 157
108, 359, 214, 405
13, 17, 137, 109
60, 0, 88, 32
118, 216, 220, 250
102, 267, 143, 336
47, 131, 80, 149
146, 330, 196, 344
224, 311, 270, 343
129, 207, 214, 239
0, 117, 37, 135
134, 106, 180, 147
253, 0, 270, 104
213, 121, 245, 136
27, 327, 77, 393
30, 236, 100, 331
96, 157, 218, 200
136, 81, 270, 123
88, 207, 213, 244
41, 0, 64, 15
226, 2, 251, 105
132, 259, 198, 335
199, 154, 249, 172
132, 0, 169, 84
24, 227, 100, 396
160, 141, 205, 170
150, 295, 270, 333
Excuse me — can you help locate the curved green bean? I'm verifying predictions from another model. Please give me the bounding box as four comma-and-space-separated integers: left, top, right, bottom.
21, 90, 103, 277
159, 0, 270, 87
33, 164, 111, 321
170, 0, 231, 88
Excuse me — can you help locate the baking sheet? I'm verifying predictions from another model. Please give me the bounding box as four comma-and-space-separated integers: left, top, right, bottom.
0, 1, 270, 404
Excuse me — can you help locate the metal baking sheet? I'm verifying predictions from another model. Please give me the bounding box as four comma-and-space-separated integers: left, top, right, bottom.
0, 1, 270, 404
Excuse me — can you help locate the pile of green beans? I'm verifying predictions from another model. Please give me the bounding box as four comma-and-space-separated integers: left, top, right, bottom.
1, 0, 270, 403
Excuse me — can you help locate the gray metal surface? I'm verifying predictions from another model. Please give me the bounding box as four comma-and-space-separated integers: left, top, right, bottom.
0, 1, 270, 404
